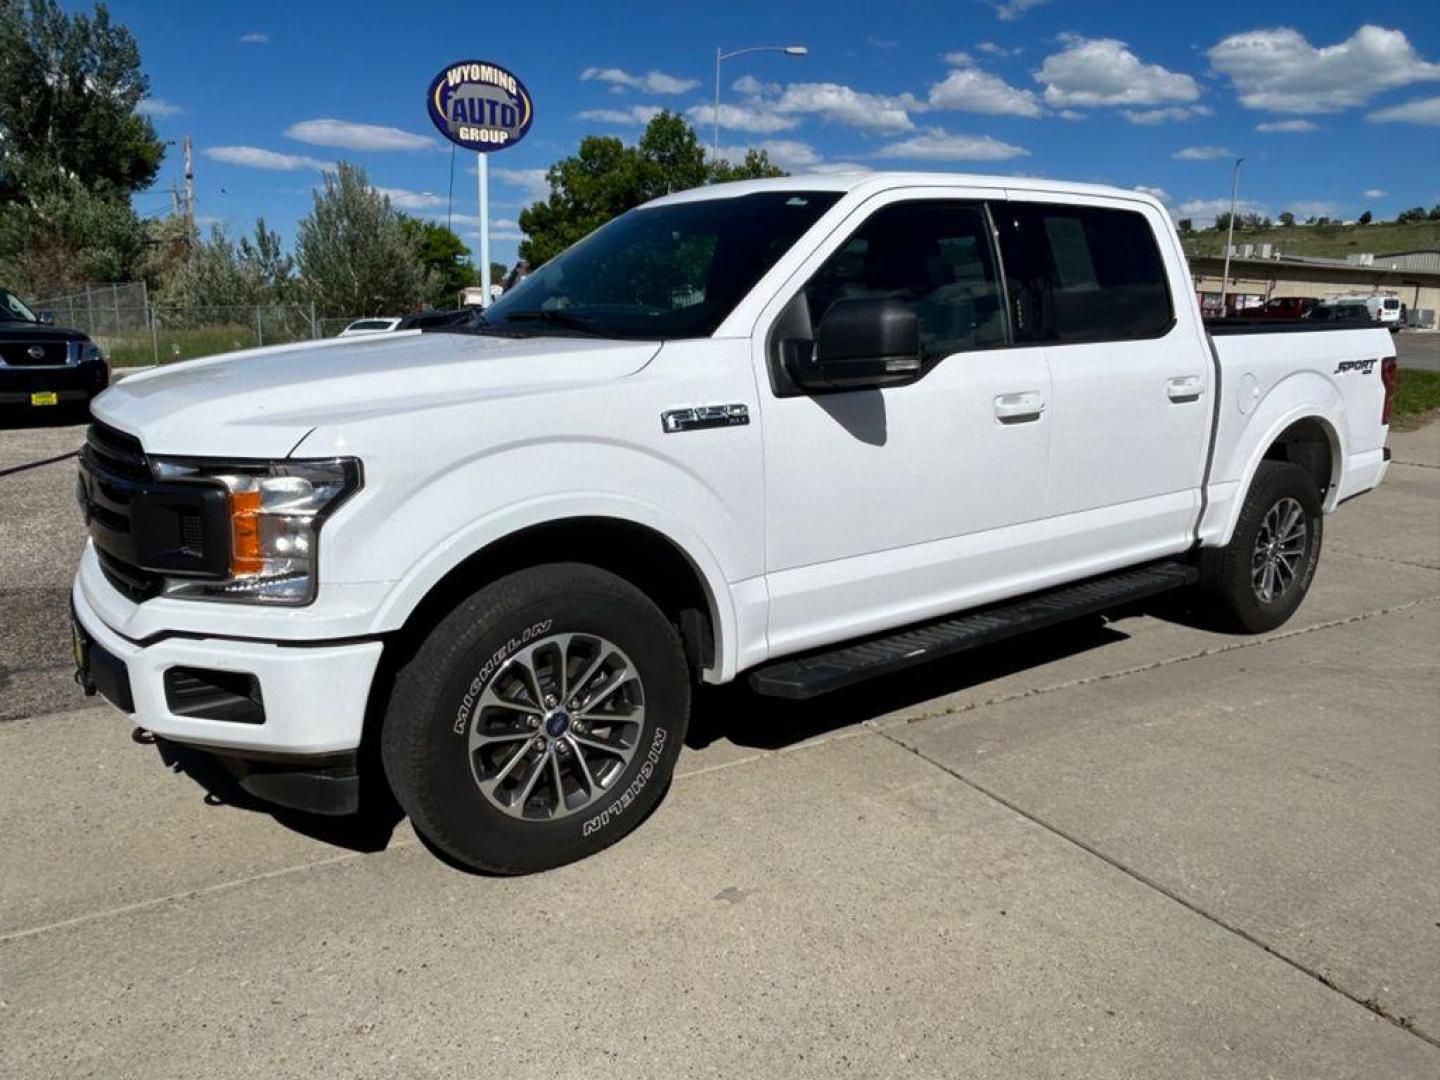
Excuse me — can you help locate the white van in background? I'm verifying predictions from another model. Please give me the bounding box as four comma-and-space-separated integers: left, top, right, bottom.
1332, 293, 1404, 329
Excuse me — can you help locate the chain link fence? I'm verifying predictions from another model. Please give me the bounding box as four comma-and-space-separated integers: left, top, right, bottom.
29, 287, 373, 367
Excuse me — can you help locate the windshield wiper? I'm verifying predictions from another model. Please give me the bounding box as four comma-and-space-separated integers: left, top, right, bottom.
498, 309, 605, 335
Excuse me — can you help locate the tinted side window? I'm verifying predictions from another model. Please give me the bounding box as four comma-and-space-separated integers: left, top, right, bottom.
804, 201, 1008, 360
996, 203, 1174, 344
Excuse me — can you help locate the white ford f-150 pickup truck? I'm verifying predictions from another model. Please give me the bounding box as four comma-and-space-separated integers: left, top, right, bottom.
71, 173, 1395, 873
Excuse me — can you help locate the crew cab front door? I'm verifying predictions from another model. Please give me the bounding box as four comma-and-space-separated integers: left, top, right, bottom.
752, 190, 1054, 658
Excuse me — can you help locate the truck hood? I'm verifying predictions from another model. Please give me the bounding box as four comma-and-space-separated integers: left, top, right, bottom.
92, 330, 661, 458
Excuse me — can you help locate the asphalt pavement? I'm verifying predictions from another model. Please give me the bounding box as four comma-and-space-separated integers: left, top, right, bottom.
0, 413, 1436, 1078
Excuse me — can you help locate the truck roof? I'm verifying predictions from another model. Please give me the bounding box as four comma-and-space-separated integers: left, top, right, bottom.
644, 171, 1166, 212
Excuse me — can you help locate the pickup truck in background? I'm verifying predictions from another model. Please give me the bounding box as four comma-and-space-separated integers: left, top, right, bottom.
70, 174, 1395, 874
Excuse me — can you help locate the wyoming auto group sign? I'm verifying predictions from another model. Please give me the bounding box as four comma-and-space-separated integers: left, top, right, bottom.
426, 60, 534, 151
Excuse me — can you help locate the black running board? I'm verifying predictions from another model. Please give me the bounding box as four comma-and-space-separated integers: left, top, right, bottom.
749, 560, 1199, 700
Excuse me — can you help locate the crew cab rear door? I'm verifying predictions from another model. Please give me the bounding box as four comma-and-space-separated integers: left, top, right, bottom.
995, 193, 1214, 573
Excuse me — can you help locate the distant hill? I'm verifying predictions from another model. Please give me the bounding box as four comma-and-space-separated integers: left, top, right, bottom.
1182, 219, 1440, 260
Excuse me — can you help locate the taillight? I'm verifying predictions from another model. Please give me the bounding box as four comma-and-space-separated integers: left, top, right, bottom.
1380, 357, 1398, 425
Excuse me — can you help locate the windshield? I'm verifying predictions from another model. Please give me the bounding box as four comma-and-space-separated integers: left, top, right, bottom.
482, 190, 841, 339
0, 289, 38, 323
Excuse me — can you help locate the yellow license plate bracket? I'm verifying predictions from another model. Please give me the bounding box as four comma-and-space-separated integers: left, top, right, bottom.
30, 391, 59, 406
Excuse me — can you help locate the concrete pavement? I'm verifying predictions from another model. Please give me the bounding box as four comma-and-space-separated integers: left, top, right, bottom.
0, 423, 1436, 1077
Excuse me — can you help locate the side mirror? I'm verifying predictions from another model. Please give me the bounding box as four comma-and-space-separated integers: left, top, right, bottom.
786, 298, 922, 392
36, 309, 55, 325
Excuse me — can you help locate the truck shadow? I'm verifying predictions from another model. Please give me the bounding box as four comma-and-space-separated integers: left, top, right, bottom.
687, 589, 1227, 752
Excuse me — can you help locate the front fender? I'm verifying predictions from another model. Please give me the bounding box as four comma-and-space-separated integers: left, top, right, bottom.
341, 438, 761, 683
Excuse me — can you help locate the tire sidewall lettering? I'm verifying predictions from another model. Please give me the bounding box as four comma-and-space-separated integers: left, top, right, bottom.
581, 726, 667, 837
451, 618, 553, 735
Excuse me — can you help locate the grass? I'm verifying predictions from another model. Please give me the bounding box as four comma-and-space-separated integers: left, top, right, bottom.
1182, 219, 1440, 260
1391, 367, 1440, 432
102, 324, 312, 367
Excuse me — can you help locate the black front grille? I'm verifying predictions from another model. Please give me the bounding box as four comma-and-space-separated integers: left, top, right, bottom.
78, 423, 231, 602
0, 340, 69, 366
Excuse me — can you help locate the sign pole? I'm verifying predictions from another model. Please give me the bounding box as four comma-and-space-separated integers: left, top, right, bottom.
477, 151, 491, 308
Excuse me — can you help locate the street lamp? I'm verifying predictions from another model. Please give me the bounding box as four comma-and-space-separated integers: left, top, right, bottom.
1218, 156, 1245, 318
713, 45, 808, 162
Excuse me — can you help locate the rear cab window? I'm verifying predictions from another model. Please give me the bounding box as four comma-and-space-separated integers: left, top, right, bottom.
995, 202, 1174, 344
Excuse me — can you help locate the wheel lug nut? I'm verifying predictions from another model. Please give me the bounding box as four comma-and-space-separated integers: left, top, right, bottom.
544, 694, 558, 708
528, 716, 539, 728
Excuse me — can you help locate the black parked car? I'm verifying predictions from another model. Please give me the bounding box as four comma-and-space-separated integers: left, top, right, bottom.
0, 287, 110, 415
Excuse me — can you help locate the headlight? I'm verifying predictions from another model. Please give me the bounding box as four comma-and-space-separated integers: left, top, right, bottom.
149, 457, 362, 605
68, 341, 106, 365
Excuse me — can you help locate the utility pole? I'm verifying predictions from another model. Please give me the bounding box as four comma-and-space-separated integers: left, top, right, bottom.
183, 135, 196, 248
1218, 156, 1244, 318
170, 180, 180, 218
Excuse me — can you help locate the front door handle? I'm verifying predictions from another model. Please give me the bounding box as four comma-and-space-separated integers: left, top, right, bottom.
995, 390, 1045, 423
1167, 375, 1204, 402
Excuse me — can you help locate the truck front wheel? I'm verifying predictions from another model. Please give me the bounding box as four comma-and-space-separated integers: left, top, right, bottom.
380, 563, 690, 874
1201, 461, 1323, 633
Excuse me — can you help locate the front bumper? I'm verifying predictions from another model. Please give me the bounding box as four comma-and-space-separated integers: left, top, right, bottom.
0, 360, 108, 406
71, 568, 384, 758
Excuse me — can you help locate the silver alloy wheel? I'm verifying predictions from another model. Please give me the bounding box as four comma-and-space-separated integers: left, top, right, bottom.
467, 632, 645, 821
1251, 496, 1308, 604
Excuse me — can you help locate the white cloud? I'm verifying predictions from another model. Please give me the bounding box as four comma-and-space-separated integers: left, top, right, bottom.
377, 187, 448, 210
928, 66, 1043, 117
239, 32, 268, 44
976, 42, 1022, 58
1256, 119, 1319, 132
1289, 201, 1339, 219
771, 82, 917, 133
1208, 26, 1440, 114
578, 105, 663, 126
1057, 109, 1085, 121
1134, 185, 1171, 203
1172, 196, 1269, 226
715, 139, 823, 170
942, 51, 974, 67
991, 0, 1045, 21
286, 119, 435, 151
688, 102, 802, 134
1369, 95, 1440, 126
204, 146, 330, 171
875, 127, 1029, 161
136, 97, 181, 117
868, 37, 899, 49
1037, 35, 1200, 107
1122, 105, 1212, 125
494, 167, 550, 202
580, 67, 699, 95
809, 161, 875, 174
1363, 188, 1388, 198
1172, 145, 1236, 160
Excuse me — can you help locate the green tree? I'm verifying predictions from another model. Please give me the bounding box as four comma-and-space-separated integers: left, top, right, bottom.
1358, 210, 1372, 225
0, 0, 164, 292
296, 162, 424, 317
518, 111, 788, 266
1429, 205, 1440, 221
1213, 211, 1234, 232
1395, 206, 1427, 224
399, 216, 473, 308
1176, 218, 1194, 235
165, 219, 293, 308
1278, 211, 1295, 227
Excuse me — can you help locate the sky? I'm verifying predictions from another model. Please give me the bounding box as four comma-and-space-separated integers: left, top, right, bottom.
113, 0, 1440, 268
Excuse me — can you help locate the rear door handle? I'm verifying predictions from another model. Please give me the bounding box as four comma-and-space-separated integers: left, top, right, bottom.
994, 390, 1045, 423
1167, 375, 1204, 402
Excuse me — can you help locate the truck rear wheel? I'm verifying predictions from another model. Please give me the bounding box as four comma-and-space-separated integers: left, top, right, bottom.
380, 563, 689, 874
1202, 461, 1323, 633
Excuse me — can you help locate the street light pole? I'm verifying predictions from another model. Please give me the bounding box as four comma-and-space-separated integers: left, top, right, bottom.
1218, 156, 1245, 318
712, 44, 808, 162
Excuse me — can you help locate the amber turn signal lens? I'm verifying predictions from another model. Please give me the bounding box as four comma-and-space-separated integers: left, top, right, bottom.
229, 489, 263, 575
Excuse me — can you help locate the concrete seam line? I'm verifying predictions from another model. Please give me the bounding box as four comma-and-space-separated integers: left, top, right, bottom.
1329, 546, 1440, 573
0, 449, 78, 479
1392, 459, 1440, 470
875, 727, 1440, 1051
0, 841, 417, 945
894, 594, 1440, 727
